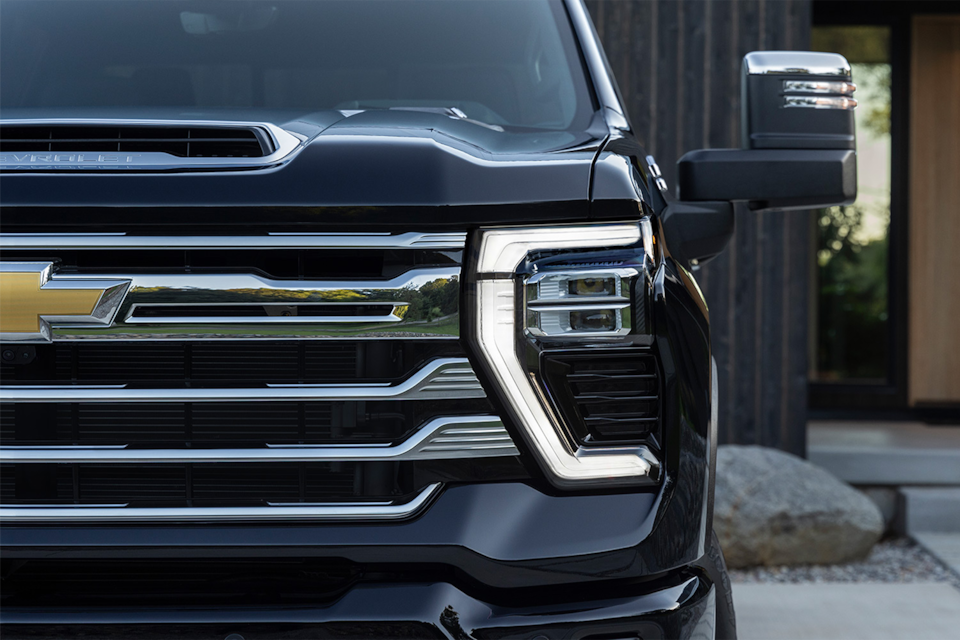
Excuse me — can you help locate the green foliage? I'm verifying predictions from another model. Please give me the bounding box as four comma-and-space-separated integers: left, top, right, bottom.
402, 277, 459, 322
808, 26, 894, 382
816, 204, 889, 381
854, 63, 891, 139
811, 26, 891, 140
811, 26, 889, 64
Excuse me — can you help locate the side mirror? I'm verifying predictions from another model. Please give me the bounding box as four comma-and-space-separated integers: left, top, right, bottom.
663, 51, 858, 267
676, 51, 857, 211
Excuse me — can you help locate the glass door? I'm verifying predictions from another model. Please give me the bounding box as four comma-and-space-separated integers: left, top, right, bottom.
808, 17, 906, 413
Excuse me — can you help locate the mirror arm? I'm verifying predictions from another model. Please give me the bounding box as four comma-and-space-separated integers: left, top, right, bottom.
676, 148, 856, 212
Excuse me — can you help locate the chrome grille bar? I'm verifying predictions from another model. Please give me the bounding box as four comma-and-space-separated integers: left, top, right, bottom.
1, 416, 516, 463
0, 232, 467, 250
15, 267, 463, 340
0, 358, 485, 402
0, 483, 442, 523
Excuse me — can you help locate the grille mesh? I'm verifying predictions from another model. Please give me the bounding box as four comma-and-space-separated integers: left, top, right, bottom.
4, 341, 466, 385
1, 462, 402, 506
0, 558, 360, 607
52, 342, 355, 383
5, 399, 490, 446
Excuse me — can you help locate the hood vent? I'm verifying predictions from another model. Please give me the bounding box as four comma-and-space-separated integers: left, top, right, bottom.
0, 124, 271, 158
0, 119, 302, 171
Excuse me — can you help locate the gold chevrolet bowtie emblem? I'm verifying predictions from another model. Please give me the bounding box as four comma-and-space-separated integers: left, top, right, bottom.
0, 262, 129, 342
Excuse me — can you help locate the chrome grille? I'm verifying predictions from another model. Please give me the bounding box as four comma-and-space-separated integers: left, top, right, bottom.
0, 233, 521, 522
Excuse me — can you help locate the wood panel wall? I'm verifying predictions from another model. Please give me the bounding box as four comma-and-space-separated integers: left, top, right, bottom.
909, 16, 960, 406
586, 0, 812, 455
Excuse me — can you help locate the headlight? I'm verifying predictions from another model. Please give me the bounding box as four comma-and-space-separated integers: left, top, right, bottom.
467, 221, 661, 489
526, 269, 635, 338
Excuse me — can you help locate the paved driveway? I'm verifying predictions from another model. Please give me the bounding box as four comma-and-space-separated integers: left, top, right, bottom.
733, 582, 960, 640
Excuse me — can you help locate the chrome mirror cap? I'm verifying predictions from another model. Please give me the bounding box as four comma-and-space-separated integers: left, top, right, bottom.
743, 51, 851, 77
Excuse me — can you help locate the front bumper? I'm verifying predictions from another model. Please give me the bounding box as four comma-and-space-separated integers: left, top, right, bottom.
0, 482, 693, 590
1, 574, 717, 640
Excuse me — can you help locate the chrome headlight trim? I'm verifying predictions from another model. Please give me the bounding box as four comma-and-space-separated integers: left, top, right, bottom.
471, 223, 660, 488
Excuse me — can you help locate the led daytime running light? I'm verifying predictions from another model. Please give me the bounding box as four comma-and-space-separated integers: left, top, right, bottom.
472, 223, 660, 488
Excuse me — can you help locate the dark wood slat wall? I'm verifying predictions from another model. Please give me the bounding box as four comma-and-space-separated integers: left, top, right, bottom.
587, 0, 812, 456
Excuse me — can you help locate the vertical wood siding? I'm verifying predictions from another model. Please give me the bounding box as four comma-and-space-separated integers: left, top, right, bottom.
587, 0, 812, 455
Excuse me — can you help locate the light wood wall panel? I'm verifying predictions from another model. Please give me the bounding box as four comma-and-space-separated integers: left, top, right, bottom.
909, 16, 960, 405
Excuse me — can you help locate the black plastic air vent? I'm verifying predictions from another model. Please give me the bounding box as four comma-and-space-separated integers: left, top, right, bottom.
541, 350, 660, 447
0, 125, 271, 158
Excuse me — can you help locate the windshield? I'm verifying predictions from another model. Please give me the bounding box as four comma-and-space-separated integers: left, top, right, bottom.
0, 0, 596, 131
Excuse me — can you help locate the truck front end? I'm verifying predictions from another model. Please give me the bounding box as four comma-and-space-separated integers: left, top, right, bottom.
3, 2, 865, 638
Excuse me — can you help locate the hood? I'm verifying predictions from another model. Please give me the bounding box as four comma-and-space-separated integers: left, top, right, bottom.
0, 108, 605, 214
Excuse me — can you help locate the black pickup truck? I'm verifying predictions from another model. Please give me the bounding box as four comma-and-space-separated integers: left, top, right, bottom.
0, 1, 856, 638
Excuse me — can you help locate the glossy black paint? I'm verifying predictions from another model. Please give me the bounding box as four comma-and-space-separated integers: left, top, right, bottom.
0, 0, 734, 634
1, 483, 654, 586
661, 200, 737, 268
677, 148, 857, 211
2, 111, 603, 210
2, 575, 715, 639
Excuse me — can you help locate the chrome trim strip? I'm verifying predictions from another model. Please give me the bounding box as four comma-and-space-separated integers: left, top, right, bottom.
0, 483, 442, 522
525, 268, 639, 291
0, 265, 461, 340
784, 96, 857, 110
0, 232, 467, 250
783, 80, 856, 95
0, 417, 516, 463
0, 358, 485, 402
743, 51, 851, 77
644, 156, 669, 194
526, 302, 631, 312
0, 119, 303, 171
124, 304, 408, 326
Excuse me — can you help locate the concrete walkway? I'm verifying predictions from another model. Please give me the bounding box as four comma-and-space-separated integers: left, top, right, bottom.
914, 532, 960, 579
733, 583, 960, 640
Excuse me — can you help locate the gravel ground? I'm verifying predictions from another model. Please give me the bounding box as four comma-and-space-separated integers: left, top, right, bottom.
730, 538, 960, 590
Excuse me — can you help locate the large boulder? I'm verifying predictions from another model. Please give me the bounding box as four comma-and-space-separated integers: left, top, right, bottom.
714, 445, 883, 568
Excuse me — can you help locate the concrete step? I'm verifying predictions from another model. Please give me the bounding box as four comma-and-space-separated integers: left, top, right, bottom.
901, 487, 960, 534
808, 421, 960, 486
